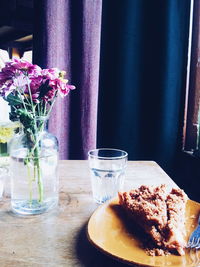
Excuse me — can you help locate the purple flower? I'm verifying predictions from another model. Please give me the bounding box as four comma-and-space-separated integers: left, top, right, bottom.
0, 79, 16, 97
0, 58, 76, 109
0, 69, 13, 80
24, 83, 40, 103
42, 89, 56, 102
30, 76, 43, 90
0, 58, 32, 96
0, 77, 14, 96
47, 73, 76, 98
9, 57, 32, 71
2, 65, 17, 77
67, 84, 76, 90
42, 68, 59, 81
58, 82, 76, 97
0, 66, 15, 93
13, 75, 29, 88
28, 65, 42, 77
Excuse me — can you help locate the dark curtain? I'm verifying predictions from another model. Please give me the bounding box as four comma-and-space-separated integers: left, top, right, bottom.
97, 0, 191, 172
33, 0, 102, 159
33, 0, 191, 173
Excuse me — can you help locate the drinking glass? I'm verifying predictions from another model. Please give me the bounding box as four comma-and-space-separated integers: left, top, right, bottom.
88, 148, 128, 204
0, 167, 7, 198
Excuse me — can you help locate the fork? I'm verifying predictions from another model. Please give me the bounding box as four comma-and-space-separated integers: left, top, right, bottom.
187, 214, 200, 249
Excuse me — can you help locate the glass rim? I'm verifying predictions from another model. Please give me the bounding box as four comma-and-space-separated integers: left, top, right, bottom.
88, 148, 128, 160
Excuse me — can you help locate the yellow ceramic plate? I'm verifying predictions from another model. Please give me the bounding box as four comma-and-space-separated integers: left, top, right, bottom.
87, 198, 200, 267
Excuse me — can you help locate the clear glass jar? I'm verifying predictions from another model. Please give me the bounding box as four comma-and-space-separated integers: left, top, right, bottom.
0, 121, 19, 167
9, 117, 59, 215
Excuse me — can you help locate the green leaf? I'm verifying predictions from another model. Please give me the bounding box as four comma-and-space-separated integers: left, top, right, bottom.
6, 93, 22, 106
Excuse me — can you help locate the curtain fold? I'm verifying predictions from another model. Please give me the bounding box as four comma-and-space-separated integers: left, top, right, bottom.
97, 0, 190, 171
33, 0, 102, 159
33, 0, 191, 173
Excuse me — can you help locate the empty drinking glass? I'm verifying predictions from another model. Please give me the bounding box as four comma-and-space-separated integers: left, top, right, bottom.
88, 148, 128, 204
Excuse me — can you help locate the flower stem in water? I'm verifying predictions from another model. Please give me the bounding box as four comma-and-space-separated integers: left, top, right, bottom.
33, 145, 44, 203
36, 159, 43, 203
27, 161, 33, 206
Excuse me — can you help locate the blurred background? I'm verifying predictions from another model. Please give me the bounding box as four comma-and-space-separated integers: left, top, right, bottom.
0, 0, 199, 201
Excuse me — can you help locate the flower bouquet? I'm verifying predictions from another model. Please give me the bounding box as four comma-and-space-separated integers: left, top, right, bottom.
0, 58, 75, 214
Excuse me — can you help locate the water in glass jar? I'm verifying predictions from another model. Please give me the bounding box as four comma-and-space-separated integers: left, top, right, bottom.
10, 148, 58, 215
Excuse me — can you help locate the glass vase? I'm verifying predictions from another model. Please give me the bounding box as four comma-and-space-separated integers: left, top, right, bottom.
9, 117, 59, 215
0, 121, 19, 167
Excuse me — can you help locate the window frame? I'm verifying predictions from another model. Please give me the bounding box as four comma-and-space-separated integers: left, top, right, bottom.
183, 0, 200, 153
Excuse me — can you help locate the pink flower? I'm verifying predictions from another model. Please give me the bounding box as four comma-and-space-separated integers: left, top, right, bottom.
9, 57, 32, 70
3, 58, 41, 77
0, 66, 16, 86
13, 75, 29, 88
58, 83, 76, 97
32, 93, 40, 103
0, 69, 13, 80
30, 76, 43, 90
24, 84, 40, 103
42, 68, 59, 81
42, 89, 56, 102
67, 84, 76, 90
0, 58, 34, 96
0, 58, 76, 105
3, 64, 18, 76
0, 75, 10, 89
28, 65, 42, 77
0, 69, 15, 96
0, 80, 15, 96
48, 78, 75, 97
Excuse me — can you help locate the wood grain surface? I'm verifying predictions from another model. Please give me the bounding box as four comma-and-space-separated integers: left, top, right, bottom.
0, 160, 177, 267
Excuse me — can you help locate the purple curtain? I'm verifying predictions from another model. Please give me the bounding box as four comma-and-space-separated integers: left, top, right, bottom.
33, 0, 102, 159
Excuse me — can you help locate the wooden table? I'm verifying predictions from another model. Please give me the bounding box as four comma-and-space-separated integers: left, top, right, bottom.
0, 161, 177, 267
